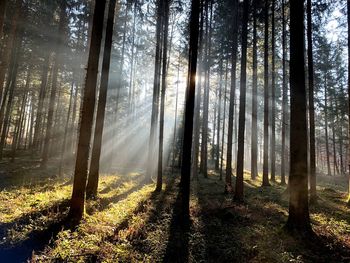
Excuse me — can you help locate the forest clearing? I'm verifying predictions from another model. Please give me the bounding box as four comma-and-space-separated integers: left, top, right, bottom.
1, 0, 350, 262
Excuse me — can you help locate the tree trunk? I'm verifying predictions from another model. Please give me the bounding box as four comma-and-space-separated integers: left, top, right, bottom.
270, 0, 276, 182
0, 0, 21, 106
285, 0, 312, 233
220, 59, 229, 180
68, 0, 106, 222
180, 0, 200, 221
32, 53, 50, 152
0, 0, 7, 41
85, 0, 117, 198
235, 0, 249, 202
347, 0, 350, 204
200, 0, 213, 178
324, 80, 331, 176
281, 0, 287, 185
251, 0, 258, 180
147, 0, 163, 182
215, 56, 223, 170
225, 0, 239, 193
262, 0, 270, 186
156, 0, 170, 192
41, 0, 67, 166
307, 0, 317, 202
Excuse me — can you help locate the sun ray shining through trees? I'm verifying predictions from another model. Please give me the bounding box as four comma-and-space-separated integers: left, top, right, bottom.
1, 0, 350, 262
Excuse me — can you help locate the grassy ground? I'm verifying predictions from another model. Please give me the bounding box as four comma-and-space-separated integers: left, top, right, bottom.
0, 159, 350, 262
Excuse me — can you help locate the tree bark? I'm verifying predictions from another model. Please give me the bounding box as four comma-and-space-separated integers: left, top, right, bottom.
307, 0, 317, 201
281, 0, 287, 185
235, 0, 249, 202
270, 0, 276, 182
262, 0, 270, 186
180, 0, 200, 221
41, 0, 67, 166
156, 0, 170, 192
68, 0, 106, 221
285, 0, 312, 233
86, 0, 117, 198
147, 0, 163, 182
225, 0, 239, 193
0, 0, 7, 41
251, 0, 258, 180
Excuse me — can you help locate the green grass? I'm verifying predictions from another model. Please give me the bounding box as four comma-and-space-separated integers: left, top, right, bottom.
1, 164, 350, 262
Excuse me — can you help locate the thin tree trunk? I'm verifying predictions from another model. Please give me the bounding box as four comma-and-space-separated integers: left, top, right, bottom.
0, 0, 21, 106
32, 53, 50, 152
0, 0, 7, 41
270, 0, 276, 182
41, 1, 66, 166
251, 0, 258, 180
281, 0, 287, 185
215, 56, 223, 170
324, 80, 331, 176
220, 59, 229, 180
225, 0, 239, 193
262, 0, 270, 186
307, 0, 317, 201
147, 0, 163, 182
156, 0, 170, 192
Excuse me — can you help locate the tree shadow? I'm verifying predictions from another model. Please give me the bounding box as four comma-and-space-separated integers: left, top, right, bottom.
0, 199, 70, 240
163, 189, 190, 263
195, 175, 350, 262
0, 211, 77, 263
86, 181, 147, 215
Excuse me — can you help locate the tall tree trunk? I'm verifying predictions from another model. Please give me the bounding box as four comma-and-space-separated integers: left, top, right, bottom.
324, 80, 331, 176
86, 0, 117, 198
281, 0, 287, 185
262, 0, 270, 186
191, 0, 204, 179
180, 0, 200, 221
172, 54, 181, 171
220, 59, 229, 180
225, 0, 239, 193
307, 0, 317, 201
285, 0, 312, 233
0, 12, 23, 160
235, 0, 249, 202
41, 0, 67, 166
251, 0, 258, 180
128, 2, 137, 114
347, 0, 350, 204
215, 56, 223, 170
270, 0, 276, 182
0, 0, 21, 105
200, 0, 213, 178
32, 53, 50, 152
156, 0, 170, 191
147, 0, 163, 182
68, 0, 106, 221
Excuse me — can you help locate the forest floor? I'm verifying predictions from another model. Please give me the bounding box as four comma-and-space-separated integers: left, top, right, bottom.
0, 157, 350, 262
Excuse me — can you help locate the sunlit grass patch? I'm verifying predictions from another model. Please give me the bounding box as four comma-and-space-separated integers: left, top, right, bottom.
34, 183, 155, 261
0, 183, 72, 224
